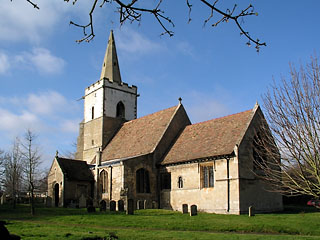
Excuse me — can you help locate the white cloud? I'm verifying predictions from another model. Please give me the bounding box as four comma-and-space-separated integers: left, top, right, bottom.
0, 52, 10, 74
60, 119, 81, 133
116, 28, 163, 55
27, 48, 66, 74
0, 108, 42, 136
26, 91, 69, 115
0, 0, 93, 43
3, 48, 66, 75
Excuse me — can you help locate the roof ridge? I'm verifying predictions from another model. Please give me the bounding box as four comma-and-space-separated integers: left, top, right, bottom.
123, 105, 179, 125
190, 109, 252, 126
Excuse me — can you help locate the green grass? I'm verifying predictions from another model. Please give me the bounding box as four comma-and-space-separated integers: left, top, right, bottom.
1, 204, 320, 239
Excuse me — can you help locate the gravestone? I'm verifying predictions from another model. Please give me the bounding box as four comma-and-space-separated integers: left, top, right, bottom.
182, 204, 188, 214
249, 206, 255, 217
118, 200, 124, 211
110, 200, 116, 211
152, 201, 157, 209
45, 196, 52, 207
79, 194, 87, 208
100, 200, 106, 212
87, 206, 96, 213
190, 205, 197, 216
126, 199, 134, 215
137, 200, 144, 210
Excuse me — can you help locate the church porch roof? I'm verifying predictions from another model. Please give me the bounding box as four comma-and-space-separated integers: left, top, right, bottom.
56, 157, 94, 181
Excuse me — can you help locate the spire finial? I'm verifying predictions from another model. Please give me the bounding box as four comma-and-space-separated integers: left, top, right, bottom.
178, 97, 182, 104
55, 150, 59, 158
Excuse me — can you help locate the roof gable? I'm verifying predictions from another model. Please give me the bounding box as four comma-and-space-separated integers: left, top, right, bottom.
162, 109, 254, 165
102, 105, 180, 161
56, 157, 93, 181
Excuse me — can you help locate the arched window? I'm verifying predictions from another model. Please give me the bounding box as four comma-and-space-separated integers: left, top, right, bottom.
116, 101, 125, 118
99, 170, 108, 193
178, 176, 183, 189
136, 168, 150, 193
91, 106, 95, 119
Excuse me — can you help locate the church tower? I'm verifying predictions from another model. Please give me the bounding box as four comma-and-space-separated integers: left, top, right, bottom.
76, 31, 138, 163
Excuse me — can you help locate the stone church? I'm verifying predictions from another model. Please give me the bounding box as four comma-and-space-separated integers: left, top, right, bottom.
48, 31, 283, 214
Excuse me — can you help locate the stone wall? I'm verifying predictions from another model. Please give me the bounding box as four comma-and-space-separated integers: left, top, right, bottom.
237, 107, 283, 213
161, 157, 241, 214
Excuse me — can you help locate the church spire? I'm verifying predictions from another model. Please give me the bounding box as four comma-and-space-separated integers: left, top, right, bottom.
100, 30, 122, 83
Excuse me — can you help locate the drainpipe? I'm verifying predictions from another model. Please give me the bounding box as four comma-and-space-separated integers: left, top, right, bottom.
226, 157, 230, 213
109, 165, 113, 200
94, 148, 102, 203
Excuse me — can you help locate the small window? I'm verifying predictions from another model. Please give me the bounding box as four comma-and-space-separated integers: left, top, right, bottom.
136, 168, 150, 193
161, 173, 171, 190
91, 106, 94, 119
178, 176, 183, 189
201, 165, 214, 188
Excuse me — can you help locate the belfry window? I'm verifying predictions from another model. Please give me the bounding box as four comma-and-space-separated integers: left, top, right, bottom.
201, 165, 214, 188
99, 170, 108, 193
136, 168, 150, 193
178, 176, 183, 189
116, 101, 125, 118
91, 106, 95, 119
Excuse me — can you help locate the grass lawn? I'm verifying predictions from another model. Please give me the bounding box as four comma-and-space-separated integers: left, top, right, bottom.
1, 204, 320, 239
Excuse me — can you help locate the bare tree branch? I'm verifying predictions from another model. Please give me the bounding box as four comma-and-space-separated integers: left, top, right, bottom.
62, 0, 266, 49
253, 55, 320, 199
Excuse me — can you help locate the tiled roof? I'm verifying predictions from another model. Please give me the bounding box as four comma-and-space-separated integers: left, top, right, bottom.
102, 105, 179, 161
57, 157, 94, 181
161, 109, 253, 165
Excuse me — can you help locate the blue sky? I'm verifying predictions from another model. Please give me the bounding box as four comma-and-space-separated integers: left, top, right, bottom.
0, 0, 319, 168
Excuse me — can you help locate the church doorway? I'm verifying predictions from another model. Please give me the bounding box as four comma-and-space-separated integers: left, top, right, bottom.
54, 183, 59, 207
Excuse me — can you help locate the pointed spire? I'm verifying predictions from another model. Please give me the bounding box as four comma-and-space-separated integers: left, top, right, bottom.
100, 30, 122, 83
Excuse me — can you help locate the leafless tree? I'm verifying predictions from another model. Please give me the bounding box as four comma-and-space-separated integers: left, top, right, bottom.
20, 129, 42, 215
2, 138, 24, 208
254, 56, 320, 199
20, 0, 265, 51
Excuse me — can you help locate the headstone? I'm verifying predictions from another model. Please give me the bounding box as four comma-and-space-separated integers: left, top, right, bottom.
137, 200, 144, 210
182, 204, 188, 214
79, 194, 87, 208
87, 206, 96, 213
249, 206, 255, 217
118, 200, 124, 211
1, 195, 6, 205
190, 205, 197, 216
100, 200, 106, 212
152, 201, 157, 209
45, 196, 52, 207
126, 199, 134, 215
110, 200, 116, 211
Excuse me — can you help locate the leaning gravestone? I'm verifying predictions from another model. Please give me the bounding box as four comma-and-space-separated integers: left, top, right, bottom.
79, 194, 87, 208
118, 200, 124, 211
190, 205, 197, 216
110, 200, 116, 211
126, 199, 134, 215
182, 204, 188, 214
